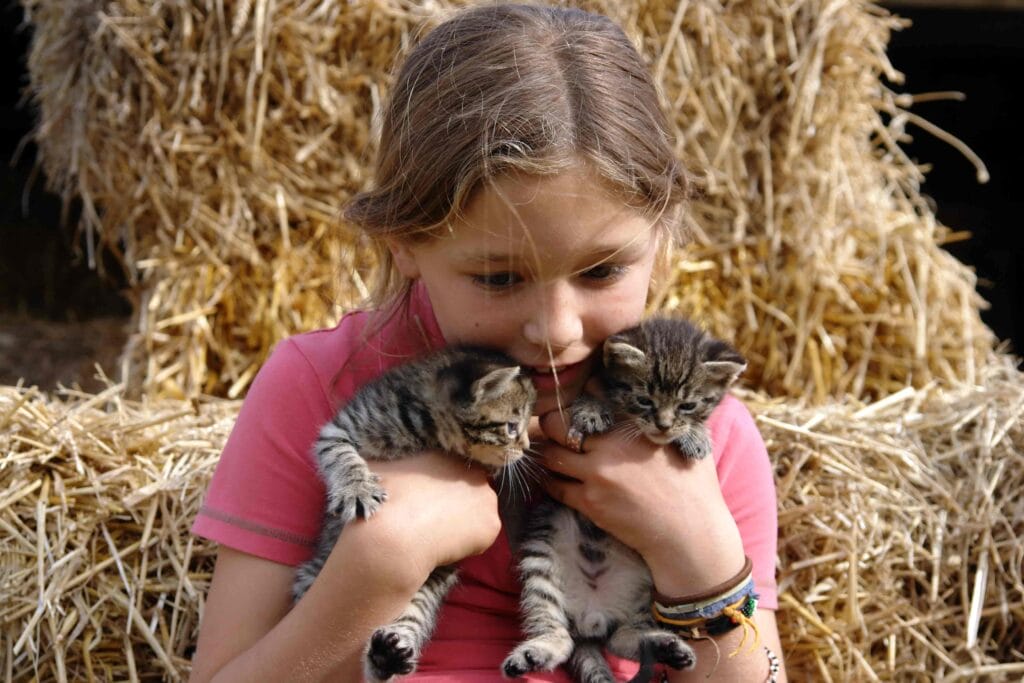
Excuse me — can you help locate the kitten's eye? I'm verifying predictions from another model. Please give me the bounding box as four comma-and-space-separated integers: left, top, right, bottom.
677, 402, 697, 414
506, 422, 519, 437
635, 396, 654, 408
472, 272, 522, 289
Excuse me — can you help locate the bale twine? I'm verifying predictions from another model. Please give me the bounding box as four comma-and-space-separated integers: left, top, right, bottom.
2, 361, 1022, 680
19, 0, 998, 402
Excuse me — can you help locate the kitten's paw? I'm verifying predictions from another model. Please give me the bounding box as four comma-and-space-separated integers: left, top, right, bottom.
502, 640, 566, 678
647, 633, 696, 670
327, 472, 387, 524
570, 396, 614, 436
364, 627, 418, 681
671, 430, 711, 460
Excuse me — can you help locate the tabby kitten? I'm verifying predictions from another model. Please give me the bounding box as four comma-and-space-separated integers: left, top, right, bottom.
292, 346, 536, 682
503, 317, 746, 683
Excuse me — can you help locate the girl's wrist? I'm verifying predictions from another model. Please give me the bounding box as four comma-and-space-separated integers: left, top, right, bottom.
640, 500, 746, 599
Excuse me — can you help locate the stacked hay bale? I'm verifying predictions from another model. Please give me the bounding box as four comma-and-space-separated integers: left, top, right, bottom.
5, 0, 1021, 680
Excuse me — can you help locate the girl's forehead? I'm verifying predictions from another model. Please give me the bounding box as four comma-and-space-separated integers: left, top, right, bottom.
446, 169, 657, 263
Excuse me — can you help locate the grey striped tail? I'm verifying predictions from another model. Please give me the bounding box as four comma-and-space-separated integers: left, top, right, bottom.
568, 641, 616, 683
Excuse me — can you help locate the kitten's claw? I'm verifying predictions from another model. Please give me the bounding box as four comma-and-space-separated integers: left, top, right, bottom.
570, 395, 614, 437
502, 641, 565, 678
365, 627, 418, 681
326, 472, 387, 524
671, 430, 711, 460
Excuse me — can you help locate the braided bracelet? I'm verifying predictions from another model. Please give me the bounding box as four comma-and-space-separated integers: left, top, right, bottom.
651, 557, 761, 657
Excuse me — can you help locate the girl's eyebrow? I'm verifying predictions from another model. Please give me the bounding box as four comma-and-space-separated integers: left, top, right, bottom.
456, 237, 651, 265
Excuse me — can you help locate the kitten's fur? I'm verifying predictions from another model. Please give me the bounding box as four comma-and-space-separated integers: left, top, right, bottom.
503, 317, 746, 683
293, 346, 536, 682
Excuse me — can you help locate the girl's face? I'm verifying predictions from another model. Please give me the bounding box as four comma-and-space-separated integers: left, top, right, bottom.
391, 166, 661, 415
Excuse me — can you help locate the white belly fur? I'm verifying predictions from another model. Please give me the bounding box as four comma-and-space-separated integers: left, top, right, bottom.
548, 506, 652, 638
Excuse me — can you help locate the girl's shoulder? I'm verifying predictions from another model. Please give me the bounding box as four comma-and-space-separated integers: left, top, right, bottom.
276, 287, 446, 404
707, 394, 760, 449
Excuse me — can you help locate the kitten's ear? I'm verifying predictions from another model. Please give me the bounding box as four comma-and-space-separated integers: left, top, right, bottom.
604, 340, 647, 369
472, 366, 521, 403
703, 359, 746, 386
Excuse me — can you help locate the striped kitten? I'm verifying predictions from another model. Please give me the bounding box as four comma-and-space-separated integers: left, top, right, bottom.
503, 317, 746, 683
293, 346, 536, 682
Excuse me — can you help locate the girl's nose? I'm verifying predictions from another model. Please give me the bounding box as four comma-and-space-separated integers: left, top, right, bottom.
522, 282, 583, 351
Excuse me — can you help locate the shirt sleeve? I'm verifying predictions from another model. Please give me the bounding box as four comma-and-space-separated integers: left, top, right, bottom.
191, 338, 332, 566
711, 395, 779, 610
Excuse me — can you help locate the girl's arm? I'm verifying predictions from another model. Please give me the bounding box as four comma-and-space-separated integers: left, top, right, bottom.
189, 452, 502, 683
538, 411, 787, 682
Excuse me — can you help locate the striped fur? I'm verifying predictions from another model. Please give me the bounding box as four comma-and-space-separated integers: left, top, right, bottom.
504, 318, 745, 682
292, 346, 535, 682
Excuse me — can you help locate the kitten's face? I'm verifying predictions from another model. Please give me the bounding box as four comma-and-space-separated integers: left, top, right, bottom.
455, 365, 535, 470
601, 321, 745, 445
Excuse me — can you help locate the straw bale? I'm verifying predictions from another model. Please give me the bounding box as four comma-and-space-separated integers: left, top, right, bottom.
19, 0, 1000, 402
756, 354, 1024, 680
0, 382, 237, 681
3, 358, 1022, 680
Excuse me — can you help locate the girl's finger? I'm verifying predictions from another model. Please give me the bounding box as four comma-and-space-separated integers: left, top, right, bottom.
542, 471, 580, 508
539, 410, 578, 450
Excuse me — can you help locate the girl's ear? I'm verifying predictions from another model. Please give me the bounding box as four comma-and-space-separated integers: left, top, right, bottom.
387, 239, 421, 279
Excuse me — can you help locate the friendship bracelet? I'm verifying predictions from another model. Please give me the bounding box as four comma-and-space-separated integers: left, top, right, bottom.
652, 591, 761, 657
654, 576, 756, 621
653, 556, 753, 612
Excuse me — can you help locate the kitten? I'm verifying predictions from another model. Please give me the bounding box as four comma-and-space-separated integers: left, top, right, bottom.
293, 346, 536, 682
503, 317, 746, 683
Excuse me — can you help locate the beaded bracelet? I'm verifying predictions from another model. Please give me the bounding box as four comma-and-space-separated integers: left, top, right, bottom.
764, 646, 781, 682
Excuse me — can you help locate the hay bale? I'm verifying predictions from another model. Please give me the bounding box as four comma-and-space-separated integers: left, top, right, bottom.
757, 354, 1024, 680
3, 365, 1022, 680
19, 0, 998, 401
0, 382, 237, 681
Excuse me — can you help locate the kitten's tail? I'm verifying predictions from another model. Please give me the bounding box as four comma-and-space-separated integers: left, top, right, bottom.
568, 641, 617, 683
625, 639, 657, 683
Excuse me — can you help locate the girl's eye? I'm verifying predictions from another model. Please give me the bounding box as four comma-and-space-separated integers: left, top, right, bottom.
581, 264, 625, 282
677, 402, 697, 414
506, 422, 519, 437
472, 272, 522, 289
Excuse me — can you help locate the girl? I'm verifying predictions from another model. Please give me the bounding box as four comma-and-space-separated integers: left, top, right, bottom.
189, 4, 786, 682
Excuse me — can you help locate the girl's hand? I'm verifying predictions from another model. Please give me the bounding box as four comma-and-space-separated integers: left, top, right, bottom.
328, 451, 502, 593
538, 411, 746, 597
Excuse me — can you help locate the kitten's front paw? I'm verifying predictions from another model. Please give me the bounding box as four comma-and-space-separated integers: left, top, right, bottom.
570, 395, 614, 436
327, 472, 387, 524
671, 430, 711, 460
365, 627, 418, 681
647, 633, 696, 670
502, 640, 567, 678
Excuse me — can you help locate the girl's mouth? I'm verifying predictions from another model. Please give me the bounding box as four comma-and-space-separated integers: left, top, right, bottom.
526, 359, 588, 393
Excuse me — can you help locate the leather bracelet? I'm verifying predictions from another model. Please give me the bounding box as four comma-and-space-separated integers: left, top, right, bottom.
655, 557, 753, 610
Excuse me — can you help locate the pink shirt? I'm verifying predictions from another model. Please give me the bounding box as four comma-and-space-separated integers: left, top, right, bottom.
192, 284, 779, 680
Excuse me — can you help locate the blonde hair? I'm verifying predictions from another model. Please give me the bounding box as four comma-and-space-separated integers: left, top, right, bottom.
345, 3, 691, 311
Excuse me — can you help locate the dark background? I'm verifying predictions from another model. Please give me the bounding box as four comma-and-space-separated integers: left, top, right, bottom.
885, 3, 1023, 356
0, 3, 1021, 389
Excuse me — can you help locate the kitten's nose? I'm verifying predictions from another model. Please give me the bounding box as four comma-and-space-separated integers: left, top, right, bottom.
654, 411, 673, 431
